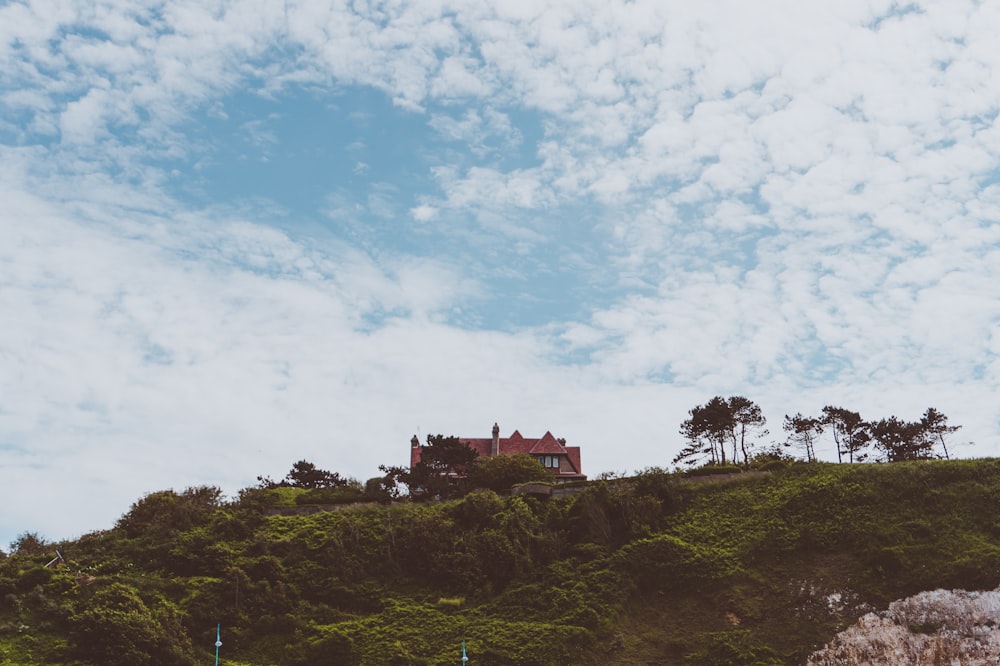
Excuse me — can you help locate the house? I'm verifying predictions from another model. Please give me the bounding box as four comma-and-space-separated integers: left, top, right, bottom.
410, 423, 587, 483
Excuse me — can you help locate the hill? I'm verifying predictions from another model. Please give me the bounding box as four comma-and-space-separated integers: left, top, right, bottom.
3, 459, 1000, 664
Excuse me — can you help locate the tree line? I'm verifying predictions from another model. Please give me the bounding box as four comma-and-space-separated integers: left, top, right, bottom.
260, 403, 964, 506
673, 396, 962, 468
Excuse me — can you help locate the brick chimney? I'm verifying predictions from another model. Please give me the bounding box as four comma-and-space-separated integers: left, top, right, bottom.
491, 422, 500, 457
410, 434, 421, 467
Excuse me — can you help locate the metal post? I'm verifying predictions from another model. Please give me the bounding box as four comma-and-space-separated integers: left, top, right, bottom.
215, 624, 222, 666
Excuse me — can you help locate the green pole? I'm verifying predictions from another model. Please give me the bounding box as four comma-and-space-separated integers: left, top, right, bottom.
215, 624, 222, 666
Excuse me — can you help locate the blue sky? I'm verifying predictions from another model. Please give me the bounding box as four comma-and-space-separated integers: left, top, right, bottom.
3, 0, 1000, 547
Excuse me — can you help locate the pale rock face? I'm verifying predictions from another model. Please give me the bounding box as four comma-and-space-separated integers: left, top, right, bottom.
809, 588, 1000, 665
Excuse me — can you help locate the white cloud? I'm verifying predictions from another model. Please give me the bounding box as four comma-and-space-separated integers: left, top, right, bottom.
410, 204, 437, 221
427, 107, 522, 158
431, 56, 492, 99
0, 177, 486, 542
3, 0, 1000, 547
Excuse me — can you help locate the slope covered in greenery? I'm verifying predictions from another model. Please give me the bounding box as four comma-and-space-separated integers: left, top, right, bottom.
3, 459, 1000, 665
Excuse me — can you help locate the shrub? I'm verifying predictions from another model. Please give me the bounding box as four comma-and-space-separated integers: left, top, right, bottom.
436, 596, 465, 608
466, 454, 551, 493
686, 465, 743, 477
117, 487, 222, 538
286, 626, 359, 665
9, 532, 50, 557
294, 486, 366, 505
453, 489, 504, 529
615, 534, 741, 593
67, 582, 195, 665
685, 630, 783, 665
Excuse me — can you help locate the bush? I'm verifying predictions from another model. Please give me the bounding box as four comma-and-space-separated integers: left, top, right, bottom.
363, 476, 396, 503
615, 534, 741, 593
9, 532, 50, 557
14, 566, 52, 592
67, 582, 195, 665
685, 630, 783, 665
453, 489, 504, 529
286, 626, 359, 665
117, 487, 222, 538
467, 454, 551, 493
295, 486, 366, 505
632, 467, 677, 504
685, 465, 743, 477
436, 596, 465, 608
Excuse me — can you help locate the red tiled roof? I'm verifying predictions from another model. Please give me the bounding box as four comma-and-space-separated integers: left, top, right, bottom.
461, 439, 491, 457
527, 431, 564, 455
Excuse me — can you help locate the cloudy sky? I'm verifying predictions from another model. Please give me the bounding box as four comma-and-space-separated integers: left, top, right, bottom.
3, 0, 1000, 548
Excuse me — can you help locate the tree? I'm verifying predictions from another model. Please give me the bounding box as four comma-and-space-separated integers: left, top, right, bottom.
364, 475, 397, 503
868, 416, 933, 462
821, 406, 871, 463
117, 486, 222, 539
677, 396, 736, 467
466, 453, 551, 493
920, 407, 960, 460
375, 466, 408, 500
259, 460, 351, 489
676, 396, 767, 468
783, 413, 824, 463
9, 532, 50, 557
385, 435, 479, 500
729, 396, 768, 467
286, 460, 351, 488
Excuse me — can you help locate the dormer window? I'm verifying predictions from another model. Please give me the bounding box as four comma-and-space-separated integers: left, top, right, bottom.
539, 455, 560, 468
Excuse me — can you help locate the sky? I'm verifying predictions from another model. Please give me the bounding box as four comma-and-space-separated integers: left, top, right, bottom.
2, 0, 1000, 549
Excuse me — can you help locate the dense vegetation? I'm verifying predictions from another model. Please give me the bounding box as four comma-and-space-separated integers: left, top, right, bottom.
3, 459, 1000, 665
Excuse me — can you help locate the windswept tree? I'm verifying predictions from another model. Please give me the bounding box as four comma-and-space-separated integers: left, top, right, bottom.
821, 406, 871, 463
675, 396, 767, 468
730, 396, 768, 466
869, 416, 933, 462
920, 407, 960, 460
677, 396, 732, 467
257, 460, 352, 489
783, 413, 824, 463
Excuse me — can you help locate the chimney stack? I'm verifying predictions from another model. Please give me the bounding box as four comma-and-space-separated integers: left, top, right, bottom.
491, 422, 500, 457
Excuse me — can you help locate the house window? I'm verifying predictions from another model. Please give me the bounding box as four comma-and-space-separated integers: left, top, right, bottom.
539, 455, 560, 469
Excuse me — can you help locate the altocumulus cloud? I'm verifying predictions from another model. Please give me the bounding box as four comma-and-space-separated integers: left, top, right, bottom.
2, 0, 1000, 546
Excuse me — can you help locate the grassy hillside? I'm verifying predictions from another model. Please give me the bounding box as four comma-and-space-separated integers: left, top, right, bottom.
3, 459, 1000, 665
